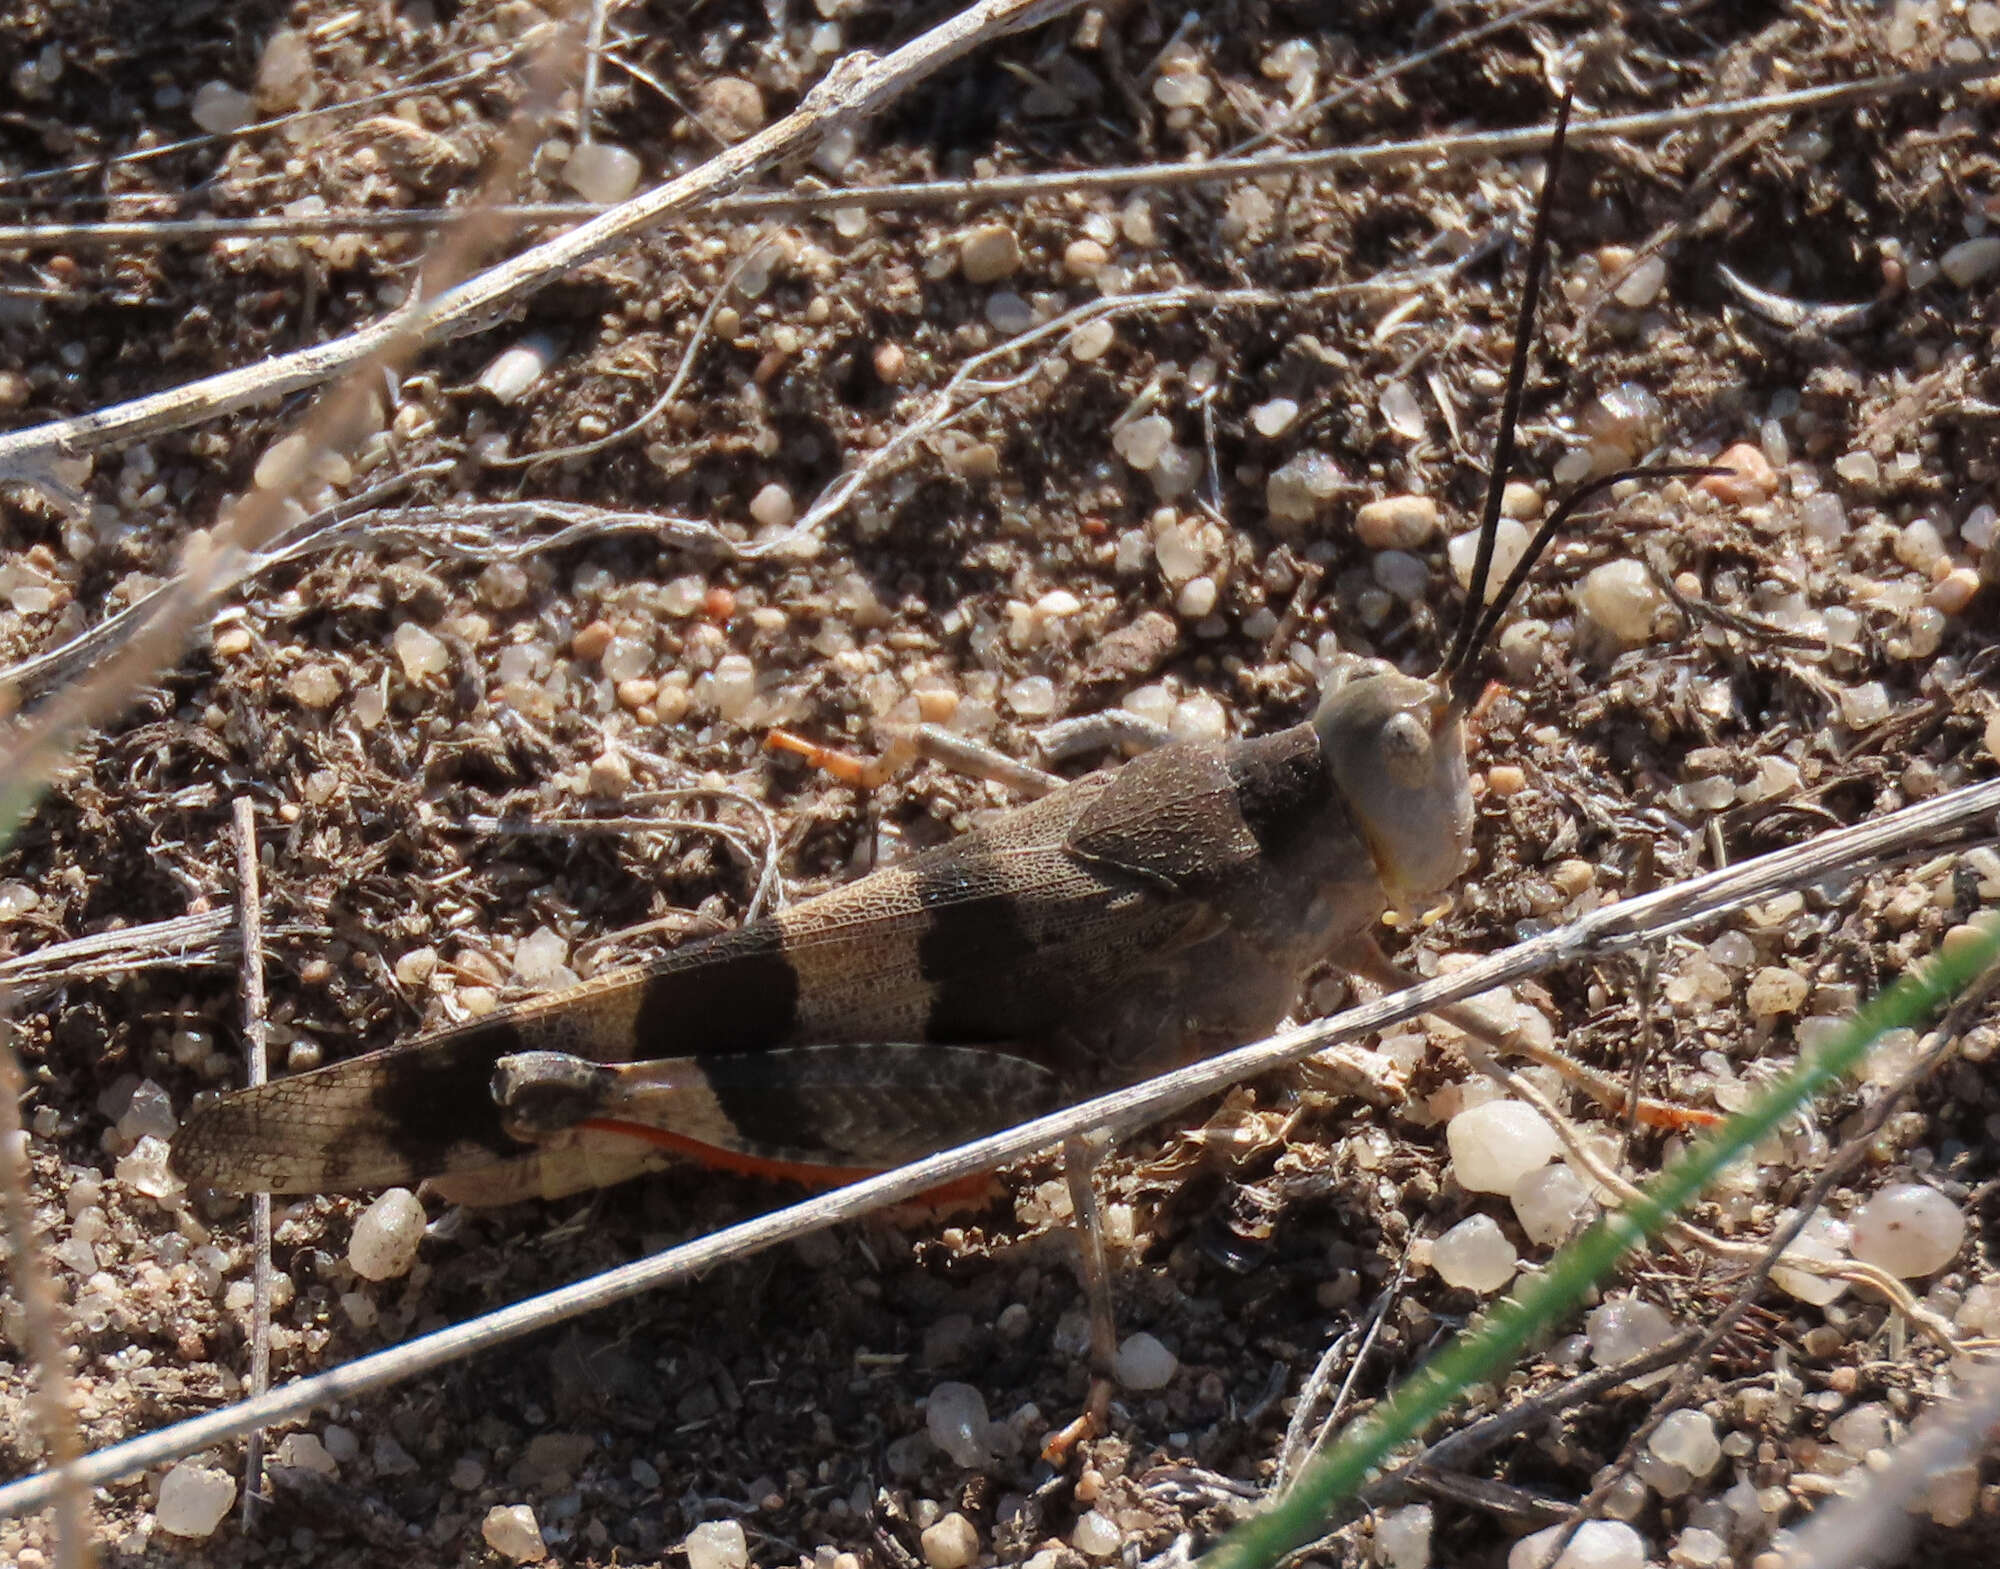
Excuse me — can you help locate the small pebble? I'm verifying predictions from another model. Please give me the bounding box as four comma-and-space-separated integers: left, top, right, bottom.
1576, 559, 1663, 644
1112, 413, 1174, 471
1772, 1213, 1851, 1305
348, 1187, 426, 1281
1501, 481, 1543, 520
288, 663, 343, 710
1064, 238, 1109, 278
1373, 1503, 1433, 1569
749, 482, 795, 529
113, 1136, 174, 1200
1511, 1162, 1597, 1246
1266, 452, 1343, 526
1838, 681, 1891, 728
1113, 1331, 1178, 1390
190, 81, 252, 135
254, 27, 313, 111
1431, 1213, 1518, 1293
1894, 516, 1945, 572
921, 1512, 981, 1569
1004, 676, 1058, 718
1355, 494, 1439, 550
482, 1503, 549, 1563
685, 1520, 750, 1569
1745, 966, 1807, 1017
563, 141, 641, 204
1447, 520, 1531, 599
1612, 254, 1667, 308
156, 1461, 237, 1538
392, 622, 448, 682
1941, 235, 2000, 286
274, 1432, 337, 1475
1448, 1099, 1559, 1194
926, 1381, 994, 1466
1251, 397, 1299, 437
478, 336, 558, 404
960, 222, 1022, 284
1699, 442, 1778, 504
1586, 1296, 1676, 1366
1380, 379, 1425, 439
1929, 567, 1980, 615
1834, 450, 1879, 487
1072, 1509, 1123, 1558
1849, 1182, 1966, 1277
1175, 575, 1217, 619
701, 77, 765, 140
1649, 1410, 1722, 1477
1508, 1519, 1646, 1569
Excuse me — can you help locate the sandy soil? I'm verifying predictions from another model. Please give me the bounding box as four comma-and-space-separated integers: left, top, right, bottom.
2, 2, 1999, 1565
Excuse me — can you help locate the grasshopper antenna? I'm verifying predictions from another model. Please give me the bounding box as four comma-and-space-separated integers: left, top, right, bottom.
1436, 86, 1575, 693
1435, 88, 1733, 711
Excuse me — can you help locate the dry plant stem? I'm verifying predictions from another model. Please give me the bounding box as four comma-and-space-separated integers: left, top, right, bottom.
1787, 1356, 2000, 1569
231, 799, 275, 1530
0, 0, 1086, 480
577, 0, 613, 145
5, 776, 1998, 1516
1542, 953, 2000, 1563
0, 1010, 93, 1569
0, 910, 244, 1009
1355, 1330, 1703, 1512
1276, 1251, 1409, 1488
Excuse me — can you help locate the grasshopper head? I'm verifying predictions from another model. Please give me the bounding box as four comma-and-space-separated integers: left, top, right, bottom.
1313, 669, 1472, 909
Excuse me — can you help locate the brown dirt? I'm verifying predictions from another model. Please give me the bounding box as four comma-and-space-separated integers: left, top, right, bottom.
2, 2, 1999, 1566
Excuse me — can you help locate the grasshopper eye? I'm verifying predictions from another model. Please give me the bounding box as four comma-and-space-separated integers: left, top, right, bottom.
1379, 709, 1434, 790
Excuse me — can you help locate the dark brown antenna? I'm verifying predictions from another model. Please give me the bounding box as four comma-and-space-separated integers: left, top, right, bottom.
1435, 90, 1730, 709
1436, 86, 1575, 690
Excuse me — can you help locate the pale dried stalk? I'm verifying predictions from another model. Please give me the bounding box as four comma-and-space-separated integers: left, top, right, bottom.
231, 799, 274, 1530
1, 774, 1994, 1519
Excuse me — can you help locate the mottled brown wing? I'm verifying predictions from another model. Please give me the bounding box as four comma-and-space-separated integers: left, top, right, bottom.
171, 767, 1233, 1196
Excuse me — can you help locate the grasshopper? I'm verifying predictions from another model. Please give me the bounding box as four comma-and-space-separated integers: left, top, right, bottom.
170, 94, 1717, 1217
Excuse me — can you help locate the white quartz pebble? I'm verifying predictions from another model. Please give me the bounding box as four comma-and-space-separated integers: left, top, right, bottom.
1448, 1100, 1560, 1194
1511, 1162, 1597, 1246
925, 1381, 994, 1466
1373, 1503, 1433, 1569
1113, 1331, 1178, 1390
1072, 1509, 1123, 1557
1648, 1409, 1721, 1477
921, 1513, 980, 1569
348, 1187, 426, 1281
1849, 1183, 1965, 1277
1585, 1296, 1676, 1367
484, 1503, 549, 1562
563, 142, 641, 204
1507, 1519, 1646, 1569
685, 1520, 749, 1569
1431, 1213, 1518, 1293
156, 1462, 237, 1538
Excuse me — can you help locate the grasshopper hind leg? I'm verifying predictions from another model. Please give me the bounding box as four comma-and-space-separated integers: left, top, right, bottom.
466, 1043, 1065, 1204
